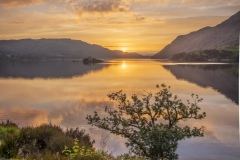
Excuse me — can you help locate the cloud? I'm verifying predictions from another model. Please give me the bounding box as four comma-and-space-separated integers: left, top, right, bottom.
132, 13, 146, 21
130, 0, 240, 19
73, 0, 130, 15
0, 0, 42, 8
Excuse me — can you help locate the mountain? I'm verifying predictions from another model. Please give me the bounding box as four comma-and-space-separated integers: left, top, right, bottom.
113, 50, 144, 58
152, 11, 240, 59
0, 38, 143, 60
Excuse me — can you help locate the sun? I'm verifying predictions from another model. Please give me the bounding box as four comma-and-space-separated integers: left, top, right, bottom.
121, 47, 128, 52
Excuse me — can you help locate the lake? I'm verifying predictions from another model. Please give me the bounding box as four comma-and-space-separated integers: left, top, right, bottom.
0, 59, 239, 159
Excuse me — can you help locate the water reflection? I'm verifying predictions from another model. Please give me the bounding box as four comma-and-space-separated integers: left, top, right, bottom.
0, 60, 108, 78
0, 60, 239, 159
121, 61, 127, 69
163, 64, 239, 104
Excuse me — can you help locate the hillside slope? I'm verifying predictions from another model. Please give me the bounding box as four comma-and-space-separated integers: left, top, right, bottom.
152, 11, 240, 59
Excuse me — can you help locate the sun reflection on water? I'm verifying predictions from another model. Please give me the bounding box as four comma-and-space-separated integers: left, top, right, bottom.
121, 61, 127, 69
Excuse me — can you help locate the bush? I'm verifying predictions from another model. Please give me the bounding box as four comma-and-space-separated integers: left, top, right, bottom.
116, 153, 143, 160
17, 124, 73, 157
0, 122, 96, 159
0, 132, 19, 158
0, 121, 20, 158
62, 139, 104, 160
66, 127, 95, 148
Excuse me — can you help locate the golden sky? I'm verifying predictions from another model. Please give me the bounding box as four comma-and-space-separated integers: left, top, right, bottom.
0, 0, 239, 54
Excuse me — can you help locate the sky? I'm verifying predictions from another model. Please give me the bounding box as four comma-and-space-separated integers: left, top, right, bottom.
0, 0, 239, 54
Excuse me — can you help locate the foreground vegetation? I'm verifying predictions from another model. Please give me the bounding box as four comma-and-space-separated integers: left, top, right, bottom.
0, 120, 142, 160
87, 84, 206, 160
1, 84, 206, 159
0, 120, 98, 159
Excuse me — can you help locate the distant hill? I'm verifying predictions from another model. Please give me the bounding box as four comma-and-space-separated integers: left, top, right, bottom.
0, 38, 143, 60
113, 50, 144, 58
152, 11, 240, 59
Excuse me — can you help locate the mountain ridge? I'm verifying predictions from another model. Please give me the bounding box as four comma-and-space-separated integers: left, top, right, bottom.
152, 11, 240, 59
0, 38, 143, 60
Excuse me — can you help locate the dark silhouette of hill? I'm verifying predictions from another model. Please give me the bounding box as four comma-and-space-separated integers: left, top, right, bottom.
113, 50, 144, 58
0, 38, 143, 60
0, 60, 108, 78
163, 64, 239, 104
152, 11, 240, 59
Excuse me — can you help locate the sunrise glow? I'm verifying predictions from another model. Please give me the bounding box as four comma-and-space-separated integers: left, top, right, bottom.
121, 47, 128, 52
0, 1, 239, 159
0, 1, 239, 54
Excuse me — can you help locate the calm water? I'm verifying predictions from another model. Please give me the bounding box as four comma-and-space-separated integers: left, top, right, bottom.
0, 59, 239, 159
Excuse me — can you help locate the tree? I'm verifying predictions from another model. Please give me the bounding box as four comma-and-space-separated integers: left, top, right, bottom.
86, 84, 206, 160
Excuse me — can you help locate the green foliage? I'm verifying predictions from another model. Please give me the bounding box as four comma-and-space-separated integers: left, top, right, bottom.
171, 48, 239, 62
0, 126, 20, 140
86, 84, 206, 160
17, 124, 73, 157
0, 120, 18, 128
66, 127, 95, 148
116, 153, 143, 160
0, 121, 20, 158
15, 150, 69, 160
62, 139, 80, 159
222, 46, 239, 54
62, 139, 104, 160
0, 122, 95, 159
0, 131, 19, 158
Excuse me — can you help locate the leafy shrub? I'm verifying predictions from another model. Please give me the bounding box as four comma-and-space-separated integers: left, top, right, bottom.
0, 132, 19, 158
17, 124, 73, 157
62, 139, 104, 160
0, 122, 95, 159
0, 121, 20, 158
116, 153, 143, 160
0, 120, 18, 127
66, 127, 95, 148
